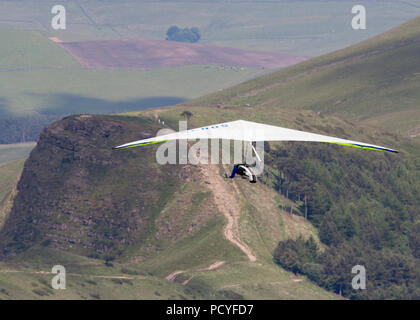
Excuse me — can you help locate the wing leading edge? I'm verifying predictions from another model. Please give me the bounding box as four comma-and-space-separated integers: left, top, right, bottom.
113, 120, 398, 153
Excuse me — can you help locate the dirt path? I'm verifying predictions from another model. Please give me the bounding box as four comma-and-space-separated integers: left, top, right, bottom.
199, 261, 225, 271
409, 125, 420, 138
165, 270, 186, 282
48, 37, 63, 43
200, 165, 256, 262
165, 260, 226, 284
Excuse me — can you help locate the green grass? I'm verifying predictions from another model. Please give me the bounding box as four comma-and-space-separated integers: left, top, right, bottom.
0, 26, 80, 70
0, 143, 35, 163
0, 159, 25, 202
0, 225, 337, 300
0, 259, 329, 300
0, 159, 25, 229
133, 216, 246, 277
0, 143, 35, 226
0, 64, 259, 118
181, 261, 338, 300
0, 202, 338, 300
0, 261, 204, 300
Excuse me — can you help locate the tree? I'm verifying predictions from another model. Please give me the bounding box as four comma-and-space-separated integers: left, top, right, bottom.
181, 110, 192, 120
166, 26, 180, 38
166, 26, 201, 43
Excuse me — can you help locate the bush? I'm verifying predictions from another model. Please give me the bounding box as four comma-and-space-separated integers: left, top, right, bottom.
166, 26, 200, 43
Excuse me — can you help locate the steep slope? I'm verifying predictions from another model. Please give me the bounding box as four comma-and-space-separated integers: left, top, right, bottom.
0, 114, 336, 299
183, 16, 420, 137
0, 115, 206, 259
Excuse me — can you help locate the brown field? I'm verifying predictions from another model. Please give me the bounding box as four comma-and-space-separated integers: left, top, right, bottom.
58, 38, 307, 70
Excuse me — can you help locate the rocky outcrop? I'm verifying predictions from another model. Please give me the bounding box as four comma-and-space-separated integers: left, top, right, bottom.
0, 115, 183, 259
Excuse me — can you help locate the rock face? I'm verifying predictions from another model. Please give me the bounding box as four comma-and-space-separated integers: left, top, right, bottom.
0, 115, 183, 259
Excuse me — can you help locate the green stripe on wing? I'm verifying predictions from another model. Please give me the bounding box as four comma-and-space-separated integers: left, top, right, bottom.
330, 142, 398, 153
113, 140, 168, 150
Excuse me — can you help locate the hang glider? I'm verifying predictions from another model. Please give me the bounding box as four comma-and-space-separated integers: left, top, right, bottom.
113, 120, 398, 153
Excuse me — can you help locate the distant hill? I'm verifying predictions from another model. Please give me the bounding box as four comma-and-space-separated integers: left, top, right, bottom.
1, 0, 419, 56
58, 38, 307, 70
184, 16, 420, 138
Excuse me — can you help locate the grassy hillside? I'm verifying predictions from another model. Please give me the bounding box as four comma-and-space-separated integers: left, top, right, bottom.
0, 27, 80, 70
2, 105, 417, 299
183, 16, 420, 137
141, 99, 419, 299
0, 114, 337, 300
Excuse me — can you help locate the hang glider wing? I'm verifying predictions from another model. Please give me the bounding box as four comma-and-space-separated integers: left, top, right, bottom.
113, 120, 398, 153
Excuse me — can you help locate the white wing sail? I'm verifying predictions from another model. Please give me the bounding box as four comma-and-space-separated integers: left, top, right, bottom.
113, 120, 398, 153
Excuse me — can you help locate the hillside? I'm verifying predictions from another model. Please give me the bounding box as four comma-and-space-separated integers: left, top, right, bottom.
183, 16, 420, 138
2, 108, 418, 299
0, 114, 336, 299
138, 18, 420, 299
136, 103, 420, 299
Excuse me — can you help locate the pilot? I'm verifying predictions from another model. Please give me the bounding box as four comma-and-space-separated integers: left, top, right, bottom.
226, 164, 257, 183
